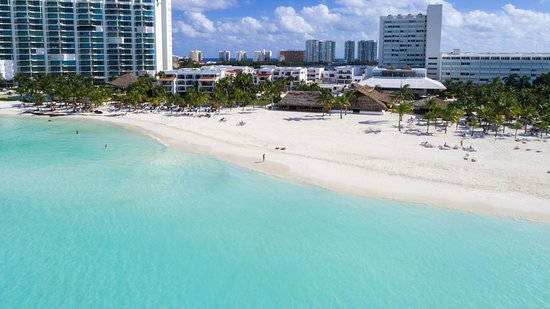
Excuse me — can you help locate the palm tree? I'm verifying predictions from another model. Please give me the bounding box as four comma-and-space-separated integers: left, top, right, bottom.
13, 73, 31, 104
316, 90, 333, 116
212, 87, 228, 112
392, 84, 414, 107
335, 90, 354, 119
469, 118, 479, 137
503, 73, 519, 89
512, 121, 522, 140
493, 114, 505, 139
167, 93, 184, 113
391, 101, 414, 132
423, 97, 440, 133
88, 87, 109, 109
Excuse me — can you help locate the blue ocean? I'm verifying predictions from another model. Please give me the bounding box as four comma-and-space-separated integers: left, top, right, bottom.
0, 116, 549, 308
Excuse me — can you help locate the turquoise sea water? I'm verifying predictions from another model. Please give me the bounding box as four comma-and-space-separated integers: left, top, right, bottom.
0, 116, 549, 308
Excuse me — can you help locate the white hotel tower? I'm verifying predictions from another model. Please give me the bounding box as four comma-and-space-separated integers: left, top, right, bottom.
0, 0, 172, 82
378, 4, 442, 80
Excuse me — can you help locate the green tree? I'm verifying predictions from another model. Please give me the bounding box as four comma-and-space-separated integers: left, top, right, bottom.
392, 84, 414, 107
391, 101, 414, 132
423, 97, 440, 133
316, 90, 333, 116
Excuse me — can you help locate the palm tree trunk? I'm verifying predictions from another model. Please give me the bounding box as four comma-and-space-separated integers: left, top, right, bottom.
426, 119, 430, 133
515, 128, 518, 140
398, 116, 402, 132
340, 107, 342, 119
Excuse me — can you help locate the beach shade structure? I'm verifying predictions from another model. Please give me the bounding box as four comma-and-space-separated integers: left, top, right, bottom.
349, 84, 392, 113
412, 97, 448, 114
108, 73, 139, 90
275, 91, 323, 112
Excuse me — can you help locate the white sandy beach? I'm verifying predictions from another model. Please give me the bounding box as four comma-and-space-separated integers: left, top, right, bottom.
1, 101, 549, 222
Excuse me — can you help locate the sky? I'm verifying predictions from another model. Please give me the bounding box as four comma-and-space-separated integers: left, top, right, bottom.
172, 0, 550, 58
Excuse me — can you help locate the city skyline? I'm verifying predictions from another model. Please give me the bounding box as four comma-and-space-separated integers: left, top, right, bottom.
172, 0, 550, 58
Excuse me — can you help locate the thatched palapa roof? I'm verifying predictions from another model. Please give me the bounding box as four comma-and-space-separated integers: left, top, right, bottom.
108, 73, 138, 89
276, 91, 322, 109
349, 84, 392, 112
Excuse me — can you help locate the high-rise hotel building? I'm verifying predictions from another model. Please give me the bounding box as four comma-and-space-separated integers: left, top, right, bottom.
0, 0, 172, 82
378, 4, 442, 80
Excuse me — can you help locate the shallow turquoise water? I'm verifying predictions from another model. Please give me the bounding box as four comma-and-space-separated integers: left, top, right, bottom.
0, 116, 549, 308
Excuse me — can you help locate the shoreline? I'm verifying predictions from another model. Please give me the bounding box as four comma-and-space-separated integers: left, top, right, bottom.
1, 102, 549, 222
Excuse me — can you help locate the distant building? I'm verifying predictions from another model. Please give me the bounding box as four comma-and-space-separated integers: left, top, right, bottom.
253, 50, 272, 62
440, 50, 550, 84
278, 50, 305, 63
189, 50, 203, 63
305, 40, 336, 63
378, 4, 442, 80
358, 40, 377, 63
344, 41, 356, 63
218, 50, 231, 62
236, 51, 248, 62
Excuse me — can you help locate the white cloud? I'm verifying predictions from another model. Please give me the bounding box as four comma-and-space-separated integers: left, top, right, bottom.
173, 1, 550, 57
301, 4, 341, 24
275, 6, 314, 34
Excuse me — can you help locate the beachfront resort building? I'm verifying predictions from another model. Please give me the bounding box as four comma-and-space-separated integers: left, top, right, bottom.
359, 67, 446, 95
253, 65, 307, 85
305, 40, 336, 63
358, 40, 377, 63
378, 4, 442, 80
0, 0, 173, 81
160, 66, 254, 94
440, 50, 550, 84
345, 41, 356, 63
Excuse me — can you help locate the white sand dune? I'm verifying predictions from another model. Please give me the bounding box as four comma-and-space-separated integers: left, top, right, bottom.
2, 101, 549, 222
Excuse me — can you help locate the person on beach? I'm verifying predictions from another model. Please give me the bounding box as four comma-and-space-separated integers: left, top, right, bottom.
262, 153, 266, 162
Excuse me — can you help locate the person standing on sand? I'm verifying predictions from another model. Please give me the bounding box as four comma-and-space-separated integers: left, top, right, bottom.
262, 153, 266, 162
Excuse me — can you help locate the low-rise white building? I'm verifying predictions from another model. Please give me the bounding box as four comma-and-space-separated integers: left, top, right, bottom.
161, 66, 254, 94
253, 66, 307, 85
322, 70, 337, 84
440, 50, 550, 84
307, 67, 325, 82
